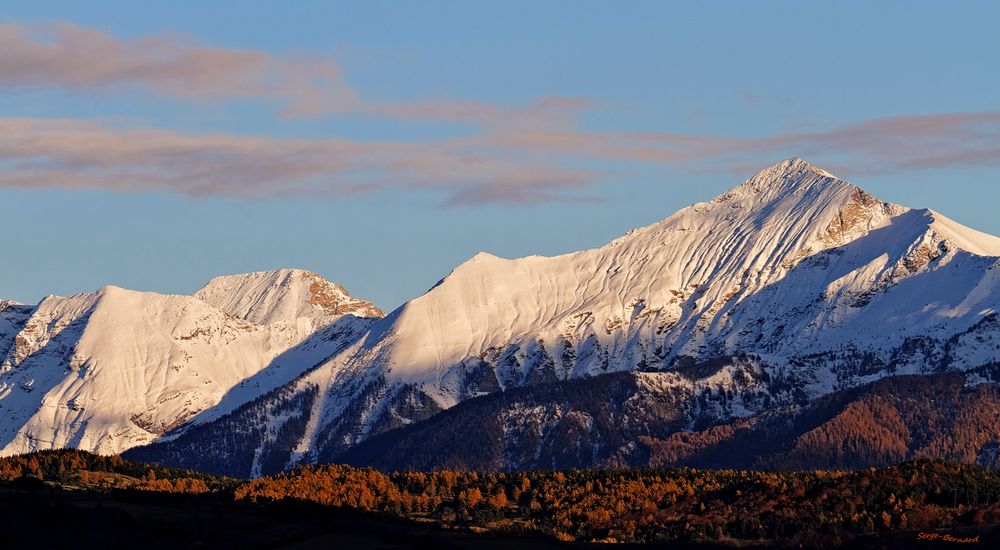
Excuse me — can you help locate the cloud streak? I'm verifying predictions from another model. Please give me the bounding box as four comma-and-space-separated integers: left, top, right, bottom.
0, 22, 358, 117
0, 22, 998, 204
468, 111, 1000, 176
0, 22, 588, 126
1, 112, 998, 205
0, 118, 597, 205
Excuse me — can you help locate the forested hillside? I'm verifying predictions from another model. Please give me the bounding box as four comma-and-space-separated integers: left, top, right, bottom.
3, 449, 999, 546
334, 372, 1000, 473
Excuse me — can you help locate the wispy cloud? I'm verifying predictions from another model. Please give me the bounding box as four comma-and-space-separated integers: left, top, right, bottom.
0, 22, 358, 117
2, 112, 998, 205
469, 111, 1000, 176
1, 22, 998, 205
0, 22, 587, 126
0, 118, 597, 205
761, 112, 1000, 174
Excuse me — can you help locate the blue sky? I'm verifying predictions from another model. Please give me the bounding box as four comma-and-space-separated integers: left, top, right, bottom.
2, 1, 999, 310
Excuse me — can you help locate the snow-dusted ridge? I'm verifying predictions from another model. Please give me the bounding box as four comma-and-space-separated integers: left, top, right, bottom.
10, 158, 1000, 472
363, 158, 1000, 389
125, 158, 1000, 476
244, 159, 1000, 470
0, 269, 380, 456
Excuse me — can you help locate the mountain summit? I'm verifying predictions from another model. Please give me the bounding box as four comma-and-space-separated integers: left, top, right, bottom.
195, 269, 383, 326
354, 157, 994, 389
737, 157, 837, 189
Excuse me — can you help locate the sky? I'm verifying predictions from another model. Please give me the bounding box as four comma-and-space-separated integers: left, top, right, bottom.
1, 1, 999, 311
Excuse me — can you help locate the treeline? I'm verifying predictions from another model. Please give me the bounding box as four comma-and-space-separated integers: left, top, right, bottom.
4, 449, 1000, 545
0, 449, 229, 494
236, 460, 1000, 544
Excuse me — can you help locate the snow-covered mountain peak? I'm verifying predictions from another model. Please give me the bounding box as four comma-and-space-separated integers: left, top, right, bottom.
608, 158, 904, 265
714, 159, 999, 258
469, 251, 502, 262
194, 269, 383, 326
348, 158, 1000, 397
441, 158, 872, 289
746, 156, 836, 184
95, 284, 140, 298
0, 270, 384, 456
722, 157, 848, 202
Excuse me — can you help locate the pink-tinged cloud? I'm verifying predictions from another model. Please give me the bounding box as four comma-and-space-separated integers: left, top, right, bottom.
0, 22, 358, 117
0, 112, 998, 206
0, 118, 598, 205
0, 22, 591, 127
732, 112, 1000, 174
471, 111, 1000, 174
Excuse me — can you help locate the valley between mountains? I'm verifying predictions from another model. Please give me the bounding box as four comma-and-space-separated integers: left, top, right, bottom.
4, 158, 1000, 476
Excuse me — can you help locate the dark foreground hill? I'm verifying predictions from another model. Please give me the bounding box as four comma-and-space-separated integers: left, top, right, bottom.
4, 449, 1000, 547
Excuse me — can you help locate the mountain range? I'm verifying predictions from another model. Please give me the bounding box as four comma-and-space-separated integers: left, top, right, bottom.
5, 158, 1000, 476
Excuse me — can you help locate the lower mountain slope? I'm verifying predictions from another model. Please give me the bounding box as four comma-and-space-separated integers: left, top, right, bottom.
640, 370, 1000, 471
333, 370, 1000, 472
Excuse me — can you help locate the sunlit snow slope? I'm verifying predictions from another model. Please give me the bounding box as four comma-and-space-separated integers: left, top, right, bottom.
354, 158, 1000, 392
0, 270, 380, 455
179, 158, 1000, 471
